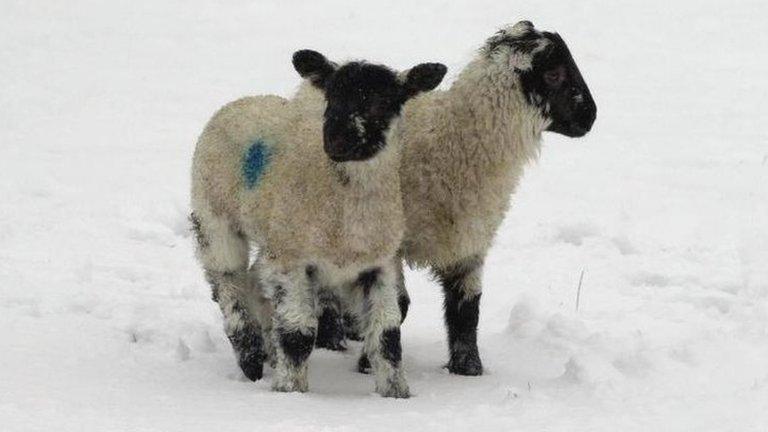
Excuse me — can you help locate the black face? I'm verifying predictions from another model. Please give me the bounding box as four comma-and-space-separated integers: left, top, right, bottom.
516, 31, 597, 138
292, 50, 447, 162
321, 63, 407, 162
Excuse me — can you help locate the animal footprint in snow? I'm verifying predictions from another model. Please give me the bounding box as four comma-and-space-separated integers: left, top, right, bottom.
554, 221, 600, 246
629, 272, 670, 287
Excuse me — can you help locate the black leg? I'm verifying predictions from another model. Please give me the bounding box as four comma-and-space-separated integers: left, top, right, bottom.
315, 289, 347, 351
343, 312, 363, 341
357, 351, 371, 374
434, 255, 484, 376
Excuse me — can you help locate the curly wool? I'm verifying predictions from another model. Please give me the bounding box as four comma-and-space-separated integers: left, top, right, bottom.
290, 27, 550, 271
398, 46, 550, 269
190, 90, 404, 273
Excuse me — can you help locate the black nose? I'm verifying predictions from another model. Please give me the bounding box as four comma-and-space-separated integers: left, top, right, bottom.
324, 133, 354, 162
575, 96, 596, 133
323, 130, 385, 162
584, 102, 597, 130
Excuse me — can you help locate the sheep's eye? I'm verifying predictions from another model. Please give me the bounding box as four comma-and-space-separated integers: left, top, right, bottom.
543, 67, 566, 88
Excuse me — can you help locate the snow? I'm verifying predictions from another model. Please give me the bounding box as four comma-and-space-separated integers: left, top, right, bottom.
1, 0, 767, 431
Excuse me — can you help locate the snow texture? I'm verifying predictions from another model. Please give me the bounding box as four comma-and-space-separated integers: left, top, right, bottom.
1, 1, 767, 431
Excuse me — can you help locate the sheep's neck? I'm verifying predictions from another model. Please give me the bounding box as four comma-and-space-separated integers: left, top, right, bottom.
445, 59, 546, 175
333, 132, 403, 262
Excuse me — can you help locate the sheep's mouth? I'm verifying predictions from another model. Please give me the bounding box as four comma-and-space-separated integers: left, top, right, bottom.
565, 123, 590, 137
328, 151, 377, 162
546, 105, 596, 138
546, 120, 592, 138
324, 138, 384, 162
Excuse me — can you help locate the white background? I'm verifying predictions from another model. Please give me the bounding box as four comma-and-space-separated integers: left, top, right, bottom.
1, 1, 766, 430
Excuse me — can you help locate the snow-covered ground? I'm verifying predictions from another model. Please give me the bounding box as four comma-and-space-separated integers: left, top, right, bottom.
1, 1, 767, 430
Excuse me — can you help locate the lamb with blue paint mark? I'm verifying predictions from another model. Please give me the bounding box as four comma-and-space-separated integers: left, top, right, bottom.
190, 49, 446, 397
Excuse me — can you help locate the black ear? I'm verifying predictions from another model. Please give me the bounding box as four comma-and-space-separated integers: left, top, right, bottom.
402, 63, 447, 98
292, 49, 337, 89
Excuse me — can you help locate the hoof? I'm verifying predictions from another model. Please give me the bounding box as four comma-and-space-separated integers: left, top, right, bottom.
343, 314, 363, 341
316, 312, 347, 351
446, 349, 483, 376
272, 383, 308, 393
345, 330, 363, 342
315, 334, 347, 352
377, 379, 410, 398
346, 330, 363, 342
272, 377, 309, 393
229, 326, 267, 381
238, 357, 264, 381
357, 353, 371, 374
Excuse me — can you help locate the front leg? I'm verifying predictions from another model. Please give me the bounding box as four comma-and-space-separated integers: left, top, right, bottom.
433, 254, 484, 376
262, 262, 318, 393
352, 265, 410, 398
355, 257, 408, 374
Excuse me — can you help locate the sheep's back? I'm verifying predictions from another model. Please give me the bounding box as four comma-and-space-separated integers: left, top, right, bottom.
191, 95, 291, 221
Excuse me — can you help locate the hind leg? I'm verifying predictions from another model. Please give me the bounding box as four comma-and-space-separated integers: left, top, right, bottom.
315, 287, 347, 351
247, 259, 276, 367
191, 212, 266, 381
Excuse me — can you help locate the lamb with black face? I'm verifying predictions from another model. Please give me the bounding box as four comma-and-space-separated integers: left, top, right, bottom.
293, 50, 447, 162
307, 22, 599, 379
489, 22, 597, 138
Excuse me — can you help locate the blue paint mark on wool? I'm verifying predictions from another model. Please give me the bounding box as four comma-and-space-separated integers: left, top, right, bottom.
242, 139, 271, 189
